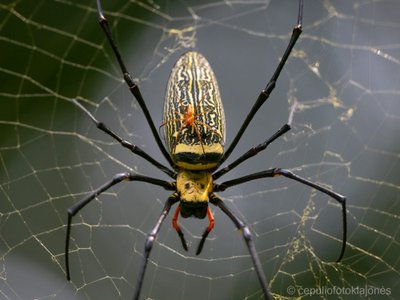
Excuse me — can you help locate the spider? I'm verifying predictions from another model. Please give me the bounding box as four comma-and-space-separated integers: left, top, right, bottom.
65, 0, 347, 299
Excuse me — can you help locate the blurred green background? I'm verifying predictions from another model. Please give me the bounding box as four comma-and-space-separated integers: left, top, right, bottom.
1, 0, 399, 299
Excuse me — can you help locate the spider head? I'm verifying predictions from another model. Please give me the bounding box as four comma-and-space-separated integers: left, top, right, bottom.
176, 170, 213, 219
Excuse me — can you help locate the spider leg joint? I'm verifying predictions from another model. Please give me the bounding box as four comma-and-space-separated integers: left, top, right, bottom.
242, 226, 253, 242
144, 233, 156, 252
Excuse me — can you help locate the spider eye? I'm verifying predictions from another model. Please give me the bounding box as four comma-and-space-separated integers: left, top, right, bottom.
184, 183, 190, 189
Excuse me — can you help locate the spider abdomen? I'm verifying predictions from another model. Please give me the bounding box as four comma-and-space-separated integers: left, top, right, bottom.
163, 51, 226, 170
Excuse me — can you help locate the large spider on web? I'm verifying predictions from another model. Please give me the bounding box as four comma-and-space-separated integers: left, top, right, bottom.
65, 0, 347, 299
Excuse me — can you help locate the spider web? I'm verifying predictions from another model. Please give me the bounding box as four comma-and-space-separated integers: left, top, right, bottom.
1, 0, 399, 299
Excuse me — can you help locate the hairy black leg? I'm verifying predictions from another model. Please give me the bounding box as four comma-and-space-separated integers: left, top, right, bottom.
133, 195, 179, 300
215, 167, 347, 262
219, 0, 303, 166
65, 172, 174, 280
210, 195, 272, 300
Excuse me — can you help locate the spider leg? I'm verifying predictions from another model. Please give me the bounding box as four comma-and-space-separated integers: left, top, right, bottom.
219, 0, 304, 166
171, 122, 187, 154
134, 194, 179, 300
65, 172, 175, 281
196, 207, 215, 255
215, 167, 347, 262
172, 205, 188, 251
194, 120, 223, 139
172, 205, 216, 255
95, 0, 174, 168
72, 100, 175, 178
210, 195, 272, 300
192, 121, 206, 154
213, 123, 290, 180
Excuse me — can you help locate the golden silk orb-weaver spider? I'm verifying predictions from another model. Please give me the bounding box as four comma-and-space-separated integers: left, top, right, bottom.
65, 0, 347, 299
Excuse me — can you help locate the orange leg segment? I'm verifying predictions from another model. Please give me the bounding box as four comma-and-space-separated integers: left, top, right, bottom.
172, 205, 188, 251
196, 207, 214, 255
206, 207, 215, 233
